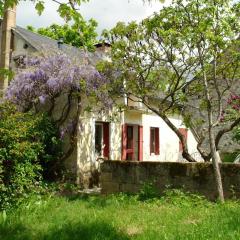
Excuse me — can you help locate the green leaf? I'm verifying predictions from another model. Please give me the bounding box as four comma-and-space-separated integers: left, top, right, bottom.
35, 1, 45, 15
0, 68, 14, 80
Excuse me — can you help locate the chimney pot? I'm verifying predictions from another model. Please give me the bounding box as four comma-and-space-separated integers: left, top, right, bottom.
57, 38, 64, 50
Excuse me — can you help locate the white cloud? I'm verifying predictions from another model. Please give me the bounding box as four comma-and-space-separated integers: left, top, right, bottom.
17, 0, 171, 34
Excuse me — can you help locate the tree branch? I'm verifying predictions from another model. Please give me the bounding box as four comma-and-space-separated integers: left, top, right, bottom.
215, 117, 240, 150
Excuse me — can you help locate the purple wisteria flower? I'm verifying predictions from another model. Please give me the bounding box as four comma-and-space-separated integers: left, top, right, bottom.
39, 95, 47, 104
6, 53, 112, 111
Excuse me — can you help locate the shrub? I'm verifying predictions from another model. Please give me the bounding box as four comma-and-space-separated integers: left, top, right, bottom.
0, 103, 61, 210
138, 181, 160, 201
161, 189, 209, 207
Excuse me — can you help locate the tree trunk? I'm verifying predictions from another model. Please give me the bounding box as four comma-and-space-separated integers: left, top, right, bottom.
198, 46, 225, 202
0, 4, 16, 92
209, 126, 224, 202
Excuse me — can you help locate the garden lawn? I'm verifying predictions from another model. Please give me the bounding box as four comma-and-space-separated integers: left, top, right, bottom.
1, 192, 240, 240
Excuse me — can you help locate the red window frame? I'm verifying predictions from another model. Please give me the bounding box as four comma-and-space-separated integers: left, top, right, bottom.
138, 125, 143, 161
150, 127, 160, 155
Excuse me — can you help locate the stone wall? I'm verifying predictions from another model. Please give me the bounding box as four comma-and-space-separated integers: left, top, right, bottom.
100, 161, 240, 200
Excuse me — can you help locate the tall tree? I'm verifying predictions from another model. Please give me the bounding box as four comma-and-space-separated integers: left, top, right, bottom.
101, 0, 240, 202
27, 18, 98, 51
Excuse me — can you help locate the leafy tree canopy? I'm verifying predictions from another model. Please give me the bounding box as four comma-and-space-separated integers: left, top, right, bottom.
0, 0, 89, 20
102, 0, 240, 161
27, 18, 98, 51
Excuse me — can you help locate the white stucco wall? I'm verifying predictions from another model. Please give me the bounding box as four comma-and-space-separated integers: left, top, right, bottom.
109, 120, 122, 160
10, 33, 37, 70
142, 113, 178, 161
76, 109, 123, 185
14, 34, 36, 56
141, 113, 201, 162
76, 112, 95, 184
123, 110, 202, 162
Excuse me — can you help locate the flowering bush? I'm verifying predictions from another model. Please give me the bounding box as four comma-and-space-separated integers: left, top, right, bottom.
231, 94, 240, 144
227, 94, 240, 112
0, 103, 60, 210
219, 93, 240, 123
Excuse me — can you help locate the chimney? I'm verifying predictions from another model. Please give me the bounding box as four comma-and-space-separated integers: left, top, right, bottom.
57, 38, 64, 50
94, 42, 111, 53
0, 5, 16, 92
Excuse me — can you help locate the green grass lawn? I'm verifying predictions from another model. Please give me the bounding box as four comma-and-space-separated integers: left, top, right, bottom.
1, 192, 240, 240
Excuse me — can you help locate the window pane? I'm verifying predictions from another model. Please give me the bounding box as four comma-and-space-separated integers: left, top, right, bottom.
127, 126, 133, 149
150, 128, 155, 153
95, 124, 102, 155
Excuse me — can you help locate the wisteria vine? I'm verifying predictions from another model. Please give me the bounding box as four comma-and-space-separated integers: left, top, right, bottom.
6, 53, 112, 161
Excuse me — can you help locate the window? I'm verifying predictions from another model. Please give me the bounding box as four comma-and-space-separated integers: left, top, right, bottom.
179, 128, 188, 152
95, 122, 109, 158
126, 126, 134, 160
127, 126, 133, 149
95, 123, 103, 156
150, 127, 159, 155
122, 124, 142, 161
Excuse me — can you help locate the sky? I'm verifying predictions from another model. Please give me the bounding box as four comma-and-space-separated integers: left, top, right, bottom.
16, 0, 170, 35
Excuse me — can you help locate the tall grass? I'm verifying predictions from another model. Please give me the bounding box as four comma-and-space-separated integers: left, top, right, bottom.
1, 191, 240, 240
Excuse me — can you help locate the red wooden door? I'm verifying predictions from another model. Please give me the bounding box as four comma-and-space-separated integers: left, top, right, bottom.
122, 124, 134, 160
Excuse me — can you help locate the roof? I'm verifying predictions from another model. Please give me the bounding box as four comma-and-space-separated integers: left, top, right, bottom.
13, 26, 107, 65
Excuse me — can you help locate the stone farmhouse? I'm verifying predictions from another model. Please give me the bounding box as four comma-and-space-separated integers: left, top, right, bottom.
0, 7, 202, 187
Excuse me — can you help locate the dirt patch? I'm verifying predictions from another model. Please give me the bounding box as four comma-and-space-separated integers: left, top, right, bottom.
125, 226, 142, 237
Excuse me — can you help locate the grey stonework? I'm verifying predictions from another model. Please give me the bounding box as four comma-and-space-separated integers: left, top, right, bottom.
101, 161, 240, 200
